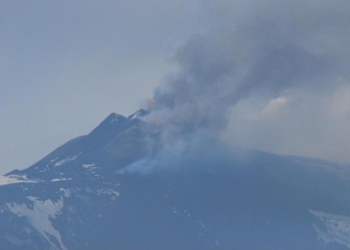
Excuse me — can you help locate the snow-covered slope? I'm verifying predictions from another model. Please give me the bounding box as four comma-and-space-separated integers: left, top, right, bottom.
1, 110, 350, 249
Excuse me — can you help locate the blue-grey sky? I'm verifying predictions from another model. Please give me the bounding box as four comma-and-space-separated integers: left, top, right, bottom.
1, 0, 350, 175
0, 0, 204, 174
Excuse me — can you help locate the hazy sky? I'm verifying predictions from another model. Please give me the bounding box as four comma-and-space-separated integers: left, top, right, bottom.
146, 0, 350, 164
0, 0, 204, 174
1, 0, 350, 175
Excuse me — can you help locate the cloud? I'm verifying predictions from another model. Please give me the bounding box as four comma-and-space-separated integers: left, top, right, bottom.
143, 0, 350, 163
325, 84, 350, 118
260, 97, 287, 118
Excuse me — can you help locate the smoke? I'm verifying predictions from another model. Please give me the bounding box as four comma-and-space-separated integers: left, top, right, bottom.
145, 0, 350, 145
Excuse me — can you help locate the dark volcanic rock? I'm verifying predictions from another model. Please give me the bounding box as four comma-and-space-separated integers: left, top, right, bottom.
1, 110, 350, 249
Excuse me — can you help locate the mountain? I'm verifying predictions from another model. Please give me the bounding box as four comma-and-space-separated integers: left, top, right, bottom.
1, 110, 350, 249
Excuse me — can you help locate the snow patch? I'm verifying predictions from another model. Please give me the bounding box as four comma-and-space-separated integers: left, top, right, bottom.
60, 188, 71, 198
6, 197, 66, 250
0, 175, 37, 186
51, 178, 72, 182
54, 154, 80, 167
82, 163, 96, 169
97, 189, 120, 201
110, 114, 121, 123
310, 210, 350, 249
50, 157, 59, 163
26, 196, 38, 202
82, 163, 95, 168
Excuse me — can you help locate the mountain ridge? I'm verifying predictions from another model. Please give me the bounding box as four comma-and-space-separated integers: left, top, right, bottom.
1, 110, 350, 249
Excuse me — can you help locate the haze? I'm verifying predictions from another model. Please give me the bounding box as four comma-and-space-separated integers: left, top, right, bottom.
1, 0, 350, 175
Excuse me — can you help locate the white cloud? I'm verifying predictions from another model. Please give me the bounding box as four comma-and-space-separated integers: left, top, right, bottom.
260, 96, 288, 118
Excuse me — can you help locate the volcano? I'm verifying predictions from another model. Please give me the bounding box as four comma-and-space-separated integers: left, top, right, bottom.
1, 110, 350, 249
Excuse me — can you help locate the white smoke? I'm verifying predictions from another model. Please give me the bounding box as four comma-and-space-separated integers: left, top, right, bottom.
145, 0, 350, 144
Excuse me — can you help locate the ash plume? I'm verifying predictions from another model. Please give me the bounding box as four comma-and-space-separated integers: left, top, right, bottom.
145, 0, 350, 142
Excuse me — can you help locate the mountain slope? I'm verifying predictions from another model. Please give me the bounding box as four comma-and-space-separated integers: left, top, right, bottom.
1, 110, 350, 249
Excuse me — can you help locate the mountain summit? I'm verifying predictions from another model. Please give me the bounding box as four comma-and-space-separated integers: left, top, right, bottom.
1, 110, 350, 249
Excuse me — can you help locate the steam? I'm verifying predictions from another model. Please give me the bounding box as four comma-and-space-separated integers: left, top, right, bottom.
145, 0, 350, 142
